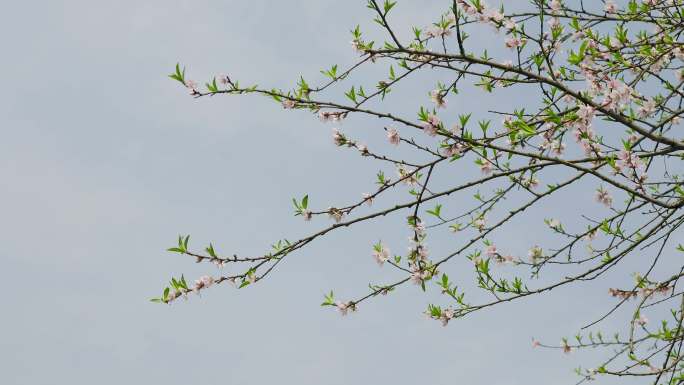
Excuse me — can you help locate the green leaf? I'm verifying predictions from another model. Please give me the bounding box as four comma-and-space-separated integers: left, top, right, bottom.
206, 243, 217, 258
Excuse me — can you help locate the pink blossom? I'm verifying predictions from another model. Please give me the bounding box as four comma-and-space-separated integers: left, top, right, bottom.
617, 150, 644, 171
430, 90, 448, 108
335, 301, 351, 315
302, 210, 312, 221
505, 37, 524, 49
416, 245, 429, 261
547, 17, 560, 29
480, 161, 493, 175
423, 114, 441, 136
217, 74, 230, 85
425, 26, 452, 38
331, 128, 345, 146
474, 216, 486, 231
443, 143, 465, 157
595, 186, 613, 207
372, 243, 391, 266
485, 245, 498, 258
532, 339, 541, 348
549, 0, 562, 12
387, 127, 400, 146
638, 98, 656, 118
634, 314, 648, 326
193, 275, 214, 292
363, 193, 373, 206
440, 308, 455, 326
184, 80, 197, 89
504, 19, 517, 30
282, 99, 296, 109
604, 0, 617, 13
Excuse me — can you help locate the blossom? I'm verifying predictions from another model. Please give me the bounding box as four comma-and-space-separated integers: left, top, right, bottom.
602, 78, 633, 112
193, 275, 214, 292
335, 301, 352, 315
604, 0, 617, 13
350, 39, 364, 54
217, 73, 230, 85
503, 19, 517, 30
430, 90, 447, 108
423, 114, 441, 136
562, 342, 573, 354
634, 314, 648, 326
332, 128, 346, 146
548, 218, 561, 229
387, 127, 401, 145
416, 245, 429, 261
549, 0, 562, 13
485, 245, 498, 258
184, 79, 197, 89
443, 142, 465, 157
302, 210, 312, 221
372, 243, 391, 266
425, 25, 452, 38
547, 17, 560, 29
532, 339, 541, 348
505, 37, 524, 49
473, 216, 486, 231
440, 308, 455, 326
282, 99, 296, 109
397, 165, 419, 186
328, 207, 344, 223
638, 98, 656, 118
413, 220, 426, 238
362, 193, 373, 206
319, 111, 343, 122
410, 269, 429, 285
595, 186, 613, 207
528, 246, 543, 263
551, 140, 565, 156
617, 150, 644, 171
480, 161, 493, 175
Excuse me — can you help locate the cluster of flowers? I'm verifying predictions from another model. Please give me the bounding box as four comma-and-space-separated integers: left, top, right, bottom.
572, 105, 601, 157
409, 220, 432, 285
455, 0, 515, 30
608, 285, 673, 300
538, 125, 566, 157
166, 275, 215, 304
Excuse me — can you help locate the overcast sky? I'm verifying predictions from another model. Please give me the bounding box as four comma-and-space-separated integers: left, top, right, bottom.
1, 1, 672, 384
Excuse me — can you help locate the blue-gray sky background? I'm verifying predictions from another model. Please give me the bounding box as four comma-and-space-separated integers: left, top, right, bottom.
1, 1, 672, 384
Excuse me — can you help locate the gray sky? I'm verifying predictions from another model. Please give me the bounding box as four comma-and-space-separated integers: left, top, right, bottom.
1, 1, 670, 384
